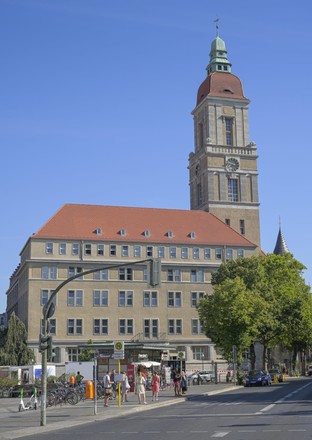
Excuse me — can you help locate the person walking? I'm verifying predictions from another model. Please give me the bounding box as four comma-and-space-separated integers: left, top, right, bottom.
120, 371, 130, 403
151, 371, 160, 401
136, 370, 147, 404
103, 370, 114, 407
110, 369, 117, 399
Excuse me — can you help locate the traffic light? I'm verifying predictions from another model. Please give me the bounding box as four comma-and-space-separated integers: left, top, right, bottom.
47, 335, 56, 362
39, 334, 49, 352
150, 258, 161, 286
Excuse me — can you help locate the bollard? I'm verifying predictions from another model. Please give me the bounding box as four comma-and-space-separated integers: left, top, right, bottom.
85, 380, 94, 399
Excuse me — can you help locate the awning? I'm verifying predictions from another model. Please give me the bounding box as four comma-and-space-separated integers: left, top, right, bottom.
132, 361, 161, 368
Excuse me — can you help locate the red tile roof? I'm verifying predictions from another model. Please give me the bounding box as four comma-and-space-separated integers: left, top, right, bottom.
33, 204, 256, 247
196, 72, 247, 106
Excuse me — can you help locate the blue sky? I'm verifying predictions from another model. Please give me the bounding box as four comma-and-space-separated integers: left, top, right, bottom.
1, 0, 311, 312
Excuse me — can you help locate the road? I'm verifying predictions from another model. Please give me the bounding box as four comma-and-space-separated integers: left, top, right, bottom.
16, 378, 312, 440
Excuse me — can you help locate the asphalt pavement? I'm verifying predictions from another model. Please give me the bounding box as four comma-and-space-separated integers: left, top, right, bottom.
0, 381, 239, 439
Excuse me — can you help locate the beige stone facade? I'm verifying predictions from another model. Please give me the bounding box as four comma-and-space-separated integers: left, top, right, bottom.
6, 205, 260, 369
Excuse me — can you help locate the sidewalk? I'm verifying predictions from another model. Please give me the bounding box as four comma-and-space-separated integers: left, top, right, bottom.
0, 382, 239, 440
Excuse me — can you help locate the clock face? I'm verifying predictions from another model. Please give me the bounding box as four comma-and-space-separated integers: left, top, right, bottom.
226, 158, 239, 172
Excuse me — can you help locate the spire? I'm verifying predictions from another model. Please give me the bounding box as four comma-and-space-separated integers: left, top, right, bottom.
206, 19, 232, 76
273, 224, 290, 255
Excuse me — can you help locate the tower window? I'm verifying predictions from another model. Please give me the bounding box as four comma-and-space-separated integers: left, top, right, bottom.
240, 219, 245, 235
225, 117, 233, 145
225, 219, 230, 226
228, 178, 239, 202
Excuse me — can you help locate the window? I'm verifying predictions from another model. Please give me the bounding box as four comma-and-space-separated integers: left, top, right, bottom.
240, 219, 245, 235
119, 290, 133, 307
144, 230, 150, 237
68, 267, 83, 280
237, 249, 244, 258
122, 245, 129, 257
146, 246, 153, 257
120, 228, 126, 236
67, 319, 83, 335
143, 267, 147, 282
167, 269, 181, 282
204, 248, 211, 259
192, 346, 205, 361
191, 291, 205, 307
158, 246, 165, 258
191, 270, 204, 283
143, 290, 158, 307
169, 247, 177, 258
72, 243, 79, 255
41, 318, 56, 335
228, 178, 239, 202
225, 218, 230, 226
144, 319, 158, 338
168, 291, 182, 307
134, 245, 141, 257
67, 290, 83, 306
190, 232, 196, 239
93, 269, 108, 280
40, 289, 54, 306
193, 248, 200, 259
215, 248, 222, 260
94, 319, 108, 335
226, 249, 233, 260
119, 319, 133, 335
59, 243, 66, 255
42, 266, 57, 280
97, 244, 104, 256
192, 319, 204, 334
93, 290, 108, 307
225, 117, 233, 145
167, 231, 174, 238
68, 348, 80, 362
46, 242, 53, 254
110, 245, 117, 256
119, 268, 133, 281
181, 247, 188, 259
168, 319, 182, 335
84, 244, 92, 255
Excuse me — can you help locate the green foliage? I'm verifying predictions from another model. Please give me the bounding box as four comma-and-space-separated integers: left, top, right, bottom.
78, 339, 94, 361
0, 312, 35, 366
0, 377, 18, 388
199, 253, 311, 369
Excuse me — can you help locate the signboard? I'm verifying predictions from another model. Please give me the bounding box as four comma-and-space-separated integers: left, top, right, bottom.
114, 341, 125, 360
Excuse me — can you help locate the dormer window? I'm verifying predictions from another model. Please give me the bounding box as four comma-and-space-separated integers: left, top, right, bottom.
167, 231, 174, 238
120, 228, 126, 236
144, 230, 150, 237
190, 232, 196, 239
95, 228, 102, 236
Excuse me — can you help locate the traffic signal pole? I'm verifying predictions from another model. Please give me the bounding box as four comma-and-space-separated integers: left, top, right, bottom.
40, 258, 160, 426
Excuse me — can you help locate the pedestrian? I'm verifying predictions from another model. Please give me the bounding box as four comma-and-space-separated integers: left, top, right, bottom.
103, 370, 114, 407
136, 370, 147, 404
180, 371, 187, 394
173, 369, 181, 396
120, 371, 130, 403
75, 371, 84, 386
226, 371, 231, 383
151, 371, 160, 401
110, 369, 117, 399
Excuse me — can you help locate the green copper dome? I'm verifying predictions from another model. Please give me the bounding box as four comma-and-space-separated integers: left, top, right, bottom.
206, 35, 232, 75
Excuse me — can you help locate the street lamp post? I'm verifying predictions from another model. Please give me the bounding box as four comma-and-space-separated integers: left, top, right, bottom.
40, 258, 160, 426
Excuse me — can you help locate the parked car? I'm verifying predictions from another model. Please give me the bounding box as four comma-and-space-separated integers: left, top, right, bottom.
244, 370, 272, 387
188, 370, 215, 385
269, 368, 283, 382
307, 366, 312, 376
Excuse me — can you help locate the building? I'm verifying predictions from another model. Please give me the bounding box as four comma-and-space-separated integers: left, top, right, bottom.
6, 29, 261, 369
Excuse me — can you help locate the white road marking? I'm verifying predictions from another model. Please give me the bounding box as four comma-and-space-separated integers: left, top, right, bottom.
211, 432, 230, 437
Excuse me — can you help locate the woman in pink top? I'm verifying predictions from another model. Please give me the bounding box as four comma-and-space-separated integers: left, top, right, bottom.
151, 371, 160, 401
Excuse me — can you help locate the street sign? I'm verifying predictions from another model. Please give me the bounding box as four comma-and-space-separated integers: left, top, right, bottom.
114, 341, 124, 360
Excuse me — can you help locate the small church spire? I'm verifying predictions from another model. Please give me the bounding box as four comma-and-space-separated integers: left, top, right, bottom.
273, 221, 290, 255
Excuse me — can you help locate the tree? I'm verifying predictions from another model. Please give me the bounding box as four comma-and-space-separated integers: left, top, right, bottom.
78, 339, 94, 361
0, 312, 35, 366
198, 253, 312, 370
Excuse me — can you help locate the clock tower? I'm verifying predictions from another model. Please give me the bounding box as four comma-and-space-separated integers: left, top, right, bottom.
189, 29, 261, 247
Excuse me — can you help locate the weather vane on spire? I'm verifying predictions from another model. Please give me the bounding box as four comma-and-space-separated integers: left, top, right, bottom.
214, 17, 219, 37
